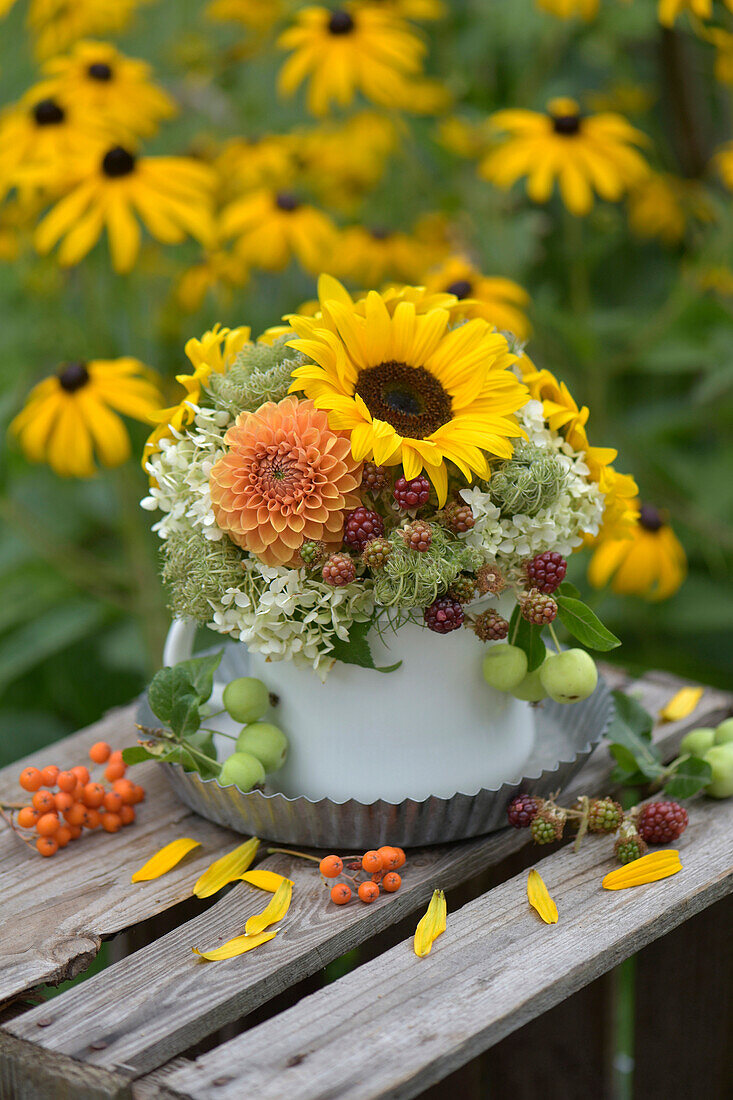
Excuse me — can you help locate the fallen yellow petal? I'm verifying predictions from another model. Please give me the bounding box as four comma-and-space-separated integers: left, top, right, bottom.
414, 889, 447, 958
193, 837, 260, 898
131, 838, 201, 883
239, 869, 293, 892
602, 850, 682, 890
192, 930, 277, 961
659, 686, 704, 723
245, 879, 292, 936
527, 868, 558, 924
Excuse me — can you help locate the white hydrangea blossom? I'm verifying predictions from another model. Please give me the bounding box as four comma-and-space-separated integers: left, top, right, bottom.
459, 399, 605, 567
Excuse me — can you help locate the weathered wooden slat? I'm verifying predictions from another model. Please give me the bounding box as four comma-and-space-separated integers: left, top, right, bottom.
6, 670, 727, 1087
0, 1031, 131, 1100
150, 795, 733, 1100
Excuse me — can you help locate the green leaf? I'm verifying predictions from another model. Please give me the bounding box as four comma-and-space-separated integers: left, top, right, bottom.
170, 694, 201, 738
185, 731, 219, 779
607, 690, 664, 780
509, 606, 546, 672
330, 618, 402, 674
557, 581, 581, 599
664, 756, 712, 799
609, 743, 638, 773
556, 595, 621, 651
122, 745, 157, 765
175, 652, 223, 704
148, 666, 197, 723
610, 763, 648, 788
611, 690, 654, 740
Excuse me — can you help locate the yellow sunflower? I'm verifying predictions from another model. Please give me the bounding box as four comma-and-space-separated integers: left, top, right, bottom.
34, 144, 215, 273
11, 357, 161, 478
220, 188, 337, 273
287, 275, 528, 504
537, 0, 598, 18
589, 504, 686, 600
480, 97, 649, 216
277, 3, 426, 117
27, 0, 150, 61
627, 172, 714, 245
35, 41, 177, 141
423, 256, 531, 340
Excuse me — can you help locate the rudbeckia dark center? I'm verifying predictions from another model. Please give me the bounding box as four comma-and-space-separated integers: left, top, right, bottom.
328, 10, 355, 34
102, 146, 136, 177
275, 192, 300, 212
639, 503, 664, 532
33, 98, 65, 125
58, 361, 90, 393
356, 361, 452, 439
552, 114, 581, 136
370, 227, 392, 240
446, 279, 472, 299
88, 62, 114, 81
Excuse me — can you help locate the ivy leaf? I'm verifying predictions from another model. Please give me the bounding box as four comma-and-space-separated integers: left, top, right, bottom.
555, 595, 621, 651
664, 756, 712, 799
170, 694, 201, 739
606, 690, 664, 780
509, 606, 546, 671
175, 652, 223, 705
148, 666, 197, 723
330, 618, 402, 674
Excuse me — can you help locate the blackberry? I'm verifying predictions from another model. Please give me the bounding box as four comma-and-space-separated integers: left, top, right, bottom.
297, 539, 326, 568
448, 574, 477, 604
636, 800, 689, 845
343, 507, 384, 550
443, 500, 475, 533
530, 809, 565, 845
362, 462, 388, 493
394, 474, 430, 511
521, 588, 558, 626
402, 519, 433, 552
507, 794, 542, 828
614, 834, 648, 864
362, 536, 392, 570
322, 552, 356, 586
588, 797, 624, 834
424, 596, 465, 634
476, 562, 505, 596
472, 608, 509, 641
525, 551, 567, 594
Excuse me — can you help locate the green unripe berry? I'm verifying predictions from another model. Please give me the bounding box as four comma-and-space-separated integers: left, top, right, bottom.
510, 665, 547, 702
222, 677, 270, 724
218, 751, 266, 791
539, 649, 597, 704
714, 718, 733, 745
482, 644, 528, 692
235, 722, 288, 774
703, 743, 733, 799
679, 727, 716, 756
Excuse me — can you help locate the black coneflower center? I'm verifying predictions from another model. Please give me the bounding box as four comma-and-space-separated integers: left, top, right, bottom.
33, 98, 65, 125
639, 503, 664, 533
356, 362, 452, 439
446, 279, 472, 299
275, 192, 300, 212
370, 227, 392, 241
552, 113, 581, 136
58, 361, 90, 393
102, 146, 136, 177
328, 9, 355, 34
88, 62, 113, 81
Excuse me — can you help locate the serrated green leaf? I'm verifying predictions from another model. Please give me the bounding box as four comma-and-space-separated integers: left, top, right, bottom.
607, 691, 664, 780
509, 606, 546, 671
170, 694, 201, 738
556, 595, 621, 651
148, 666, 198, 723
330, 618, 401, 673
664, 756, 712, 799
175, 652, 223, 704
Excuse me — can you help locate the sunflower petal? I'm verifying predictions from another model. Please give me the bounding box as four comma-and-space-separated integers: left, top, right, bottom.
192, 930, 277, 961
658, 687, 704, 723
244, 879, 292, 935
527, 869, 558, 924
239, 870, 293, 892
193, 837, 260, 898
414, 889, 447, 957
131, 838, 201, 883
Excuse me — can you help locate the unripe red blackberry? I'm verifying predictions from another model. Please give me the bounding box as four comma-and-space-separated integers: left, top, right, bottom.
362, 536, 392, 570
472, 608, 509, 641
521, 588, 558, 625
507, 794, 542, 828
322, 552, 356, 586
530, 808, 565, 845
443, 500, 475, 533
525, 551, 567, 594
362, 462, 388, 493
394, 474, 430, 510
297, 539, 327, 568
614, 833, 648, 864
343, 506, 384, 550
588, 797, 624, 834
476, 562, 505, 596
402, 519, 433, 552
636, 800, 688, 845
424, 596, 465, 634
448, 574, 477, 604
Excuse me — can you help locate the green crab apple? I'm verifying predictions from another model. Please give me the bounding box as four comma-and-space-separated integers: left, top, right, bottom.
679, 727, 716, 756
236, 722, 288, 774
703, 742, 733, 799
222, 677, 270, 724
218, 751, 266, 791
511, 665, 547, 702
482, 645, 528, 692
539, 649, 597, 704
714, 718, 733, 745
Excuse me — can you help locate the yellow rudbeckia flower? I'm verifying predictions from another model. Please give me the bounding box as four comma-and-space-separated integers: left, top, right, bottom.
295, 111, 400, 211
423, 256, 531, 340
627, 171, 714, 244
205, 0, 285, 30
220, 188, 337, 273
657, 0, 729, 27
27, 0, 151, 61
713, 141, 733, 191
287, 275, 527, 504
536, 0, 598, 18
277, 4, 427, 117
334, 224, 430, 286
213, 135, 296, 201
480, 97, 650, 217
589, 503, 687, 600
10, 357, 161, 478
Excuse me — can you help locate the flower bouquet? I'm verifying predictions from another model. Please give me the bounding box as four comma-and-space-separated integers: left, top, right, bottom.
142, 275, 633, 813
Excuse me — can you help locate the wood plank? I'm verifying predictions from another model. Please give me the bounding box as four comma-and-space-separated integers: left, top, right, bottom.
5, 671, 727, 1085
0, 1031, 130, 1100
150, 794, 733, 1100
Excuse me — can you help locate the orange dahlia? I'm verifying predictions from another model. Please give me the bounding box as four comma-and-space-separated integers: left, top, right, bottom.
209, 395, 363, 566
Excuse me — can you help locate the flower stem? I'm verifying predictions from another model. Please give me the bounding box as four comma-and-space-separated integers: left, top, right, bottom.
548, 622, 562, 654
266, 847, 320, 863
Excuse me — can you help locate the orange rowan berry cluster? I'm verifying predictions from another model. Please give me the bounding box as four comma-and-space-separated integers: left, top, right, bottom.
14, 742, 144, 857
319, 845, 406, 906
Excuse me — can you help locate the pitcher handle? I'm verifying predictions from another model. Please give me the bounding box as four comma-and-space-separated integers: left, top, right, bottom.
162, 619, 198, 667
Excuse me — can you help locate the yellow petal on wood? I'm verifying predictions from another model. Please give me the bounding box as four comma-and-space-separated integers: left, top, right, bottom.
193, 837, 260, 898
245, 879, 292, 936
192, 930, 277, 961
659, 686, 704, 723
131, 838, 201, 883
239, 869, 293, 893
414, 889, 447, 958
527, 869, 558, 924
602, 849, 682, 890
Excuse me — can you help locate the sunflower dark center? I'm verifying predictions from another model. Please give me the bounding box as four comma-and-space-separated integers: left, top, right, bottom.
58, 361, 90, 393
355, 361, 452, 439
33, 98, 65, 125
446, 279, 472, 300
328, 9, 355, 33
639, 503, 664, 532
552, 113, 581, 136
102, 146, 136, 177
275, 192, 300, 212
88, 62, 113, 81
